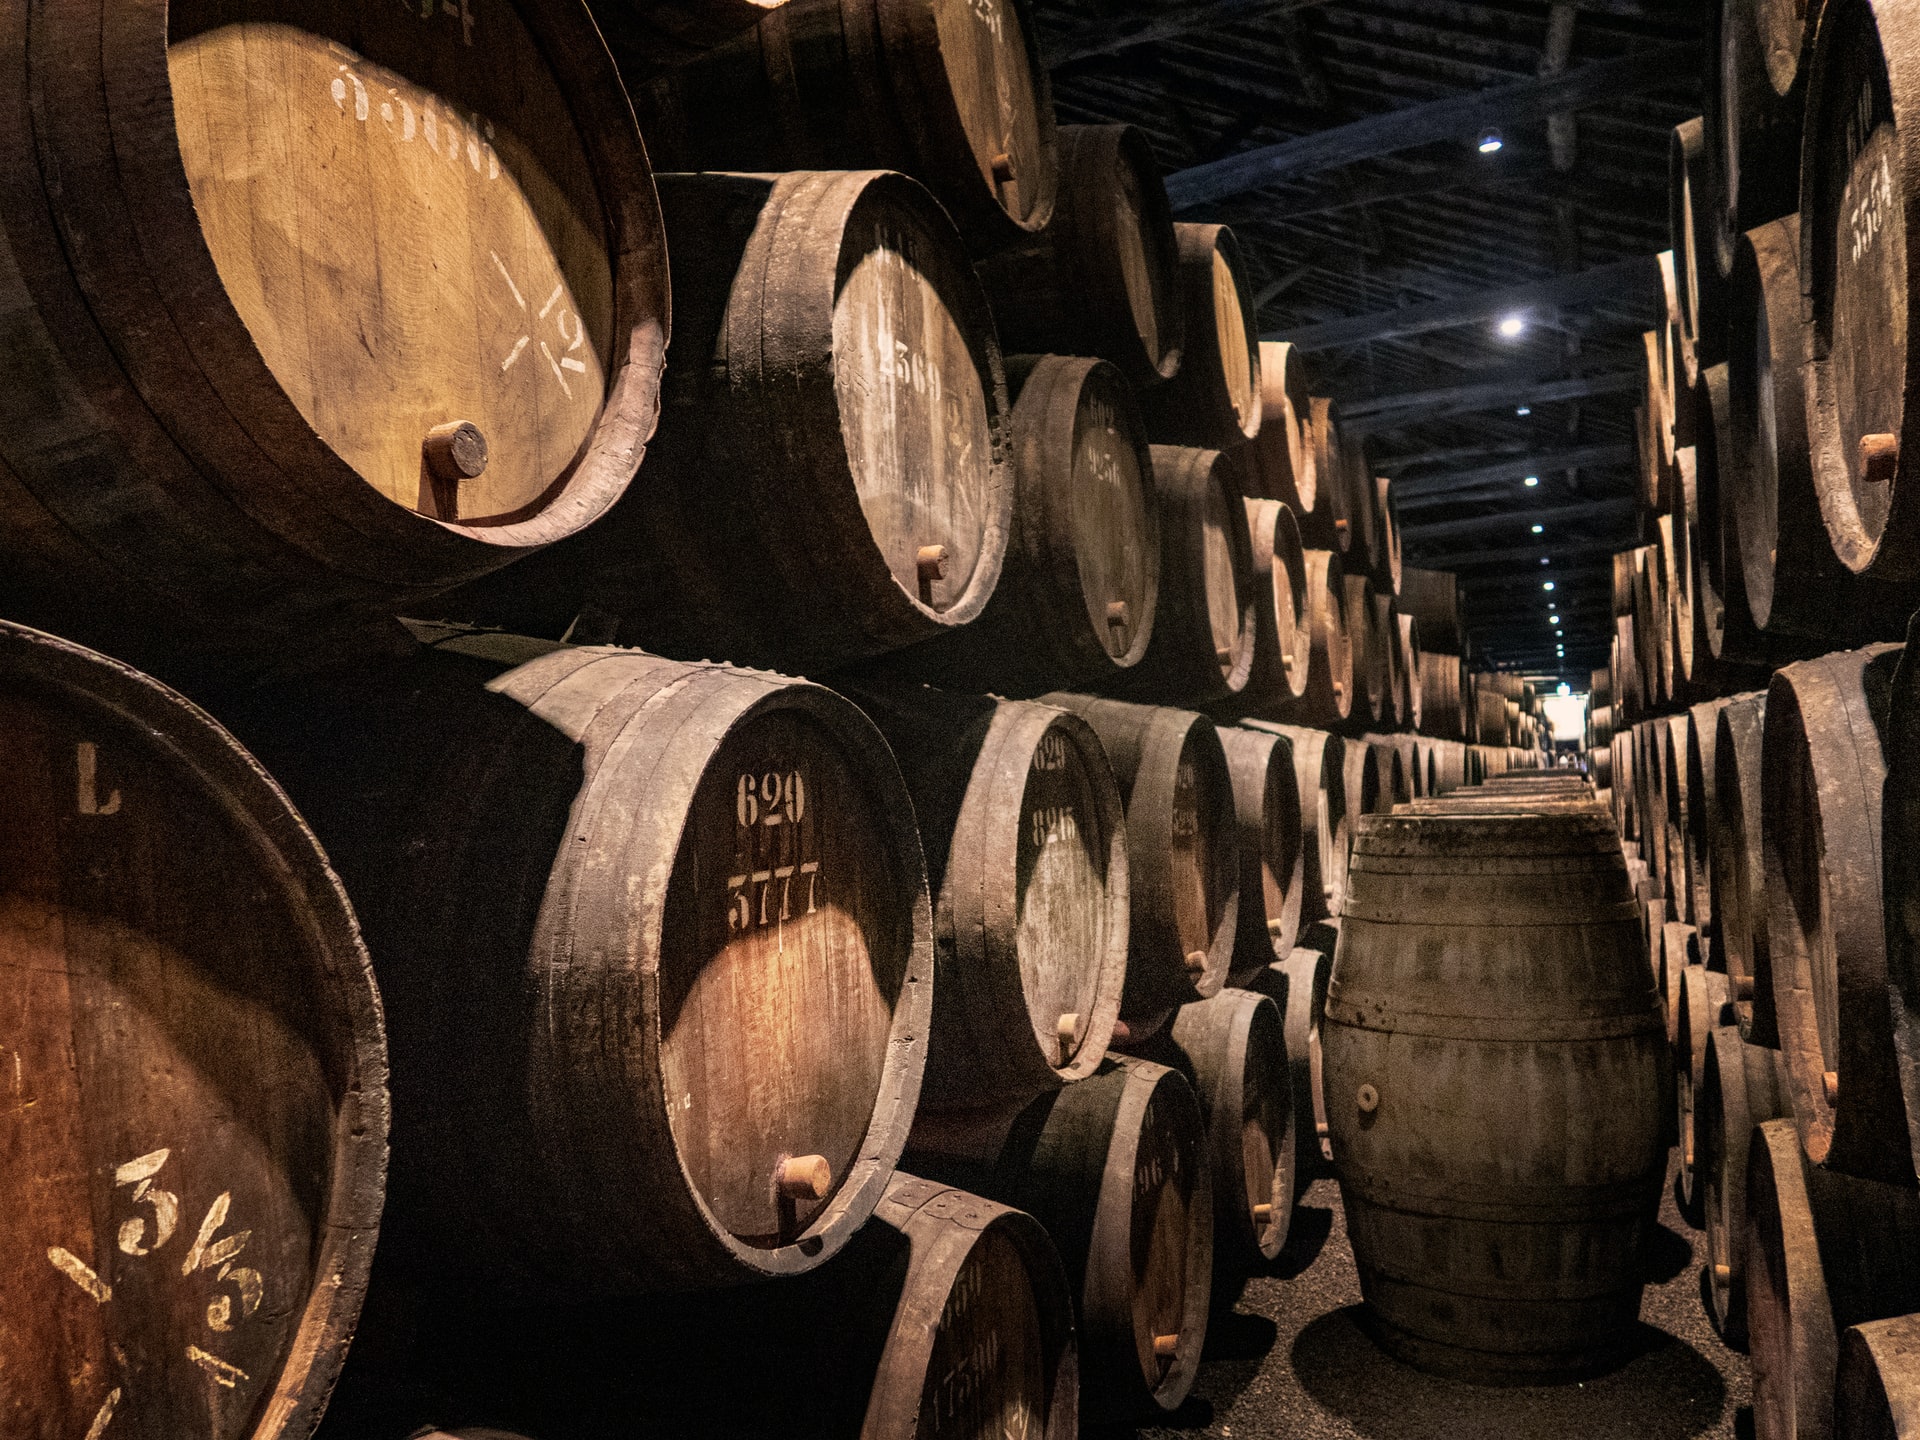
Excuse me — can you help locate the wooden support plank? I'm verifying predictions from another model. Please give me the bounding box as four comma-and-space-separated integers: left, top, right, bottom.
1408, 535, 1633, 569
1391, 442, 1636, 503
1163, 43, 1697, 209
1398, 496, 1637, 544
1340, 368, 1641, 424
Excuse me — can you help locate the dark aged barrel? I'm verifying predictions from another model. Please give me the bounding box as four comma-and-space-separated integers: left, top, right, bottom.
975, 126, 1182, 385
630, 0, 1057, 242
1244, 723, 1347, 924
1301, 398, 1352, 552
878, 354, 1156, 697
1247, 341, 1314, 512
430, 169, 1013, 673
1255, 946, 1332, 1187
1749, 1118, 1920, 1440
1673, 118, 1727, 374
1344, 575, 1384, 728
220, 628, 934, 1292
1107, 447, 1256, 706
1715, 694, 1777, 1042
845, 688, 1129, 1107
1685, 698, 1732, 932
1879, 624, 1920, 1177
589, 0, 795, 74
1325, 807, 1667, 1383
1840, 1313, 1920, 1439
1763, 644, 1913, 1182
1700, 1025, 1789, 1347
1140, 225, 1262, 451
1398, 567, 1462, 656
905, 1059, 1213, 1422
1677, 964, 1733, 1217
1216, 727, 1304, 978
0, 0, 668, 670
1164, 989, 1296, 1266
1219, 497, 1312, 715
1292, 549, 1354, 728
0, 622, 389, 1440
1712, 0, 1807, 271
1041, 696, 1238, 1028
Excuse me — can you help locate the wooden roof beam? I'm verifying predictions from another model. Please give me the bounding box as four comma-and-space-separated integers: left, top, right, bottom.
1399, 496, 1638, 545
1392, 442, 1636, 505
1340, 367, 1641, 424
1407, 535, 1633, 569
1045, 0, 1325, 68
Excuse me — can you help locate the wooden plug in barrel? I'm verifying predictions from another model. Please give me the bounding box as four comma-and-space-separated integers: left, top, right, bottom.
1104, 446, 1256, 706
1699, 1025, 1789, 1348
1215, 497, 1312, 717
1241, 723, 1346, 924
1215, 727, 1304, 981
871, 354, 1156, 697
1748, 1118, 1920, 1440
1762, 644, 1914, 1183
631, 0, 1057, 243
1140, 225, 1262, 451
904, 1059, 1213, 1423
1254, 946, 1332, 1185
429, 169, 1013, 674
1325, 808, 1667, 1383
1245, 341, 1315, 512
1676, 963, 1734, 1221
1041, 695, 1239, 1032
0, 622, 388, 1440
1713, 693, 1775, 1043
975, 125, 1183, 384
1840, 1313, 1920, 1439
845, 686, 1129, 1105
0, 0, 669, 671
218, 628, 935, 1293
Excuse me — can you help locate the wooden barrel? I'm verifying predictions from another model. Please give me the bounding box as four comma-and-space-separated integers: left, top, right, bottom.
905, 1059, 1213, 1422
1748, 1118, 1920, 1440
1700, 1024, 1790, 1347
1255, 947, 1332, 1189
876, 353, 1155, 696
631, 0, 1056, 242
1363, 736, 1414, 810
1878, 626, 1920, 1181
1140, 225, 1262, 451
1840, 1313, 1920, 1439
1762, 643, 1912, 1183
1291, 548, 1354, 728
1248, 341, 1315, 512
1217, 727, 1305, 979
1375, 477, 1404, 599
0, 621, 389, 1440
1710, 693, 1775, 1041
1660, 923, 1698, 1059
1325, 808, 1667, 1382
1711, 0, 1808, 274
1106, 446, 1255, 705
1243, 723, 1347, 924
0, 0, 668, 671
1677, 964, 1733, 1216
1041, 696, 1239, 1029
1301, 398, 1353, 552
846, 687, 1130, 1106
588, 0, 796, 74
1164, 989, 1296, 1267
1684, 698, 1732, 932
1660, 713, 1693, 918
1344, 575, 1384, 728
219, 629, 935, 1292
975, 125, 1181, 384
1220, 497, 1312, 714
1672, 118, 1727, 376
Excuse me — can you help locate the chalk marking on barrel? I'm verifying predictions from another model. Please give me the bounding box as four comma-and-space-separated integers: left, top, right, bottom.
538, 283, 563, 321
185, 1346, 248, 1388
541, 342, 573, 397
47, 1247, 110, 1302
490, 252, 526, 311
82, 1388, 121, 1440
500, 336, 528, 371
113, 1148, 177, 1256
181, 1193, 252, 1278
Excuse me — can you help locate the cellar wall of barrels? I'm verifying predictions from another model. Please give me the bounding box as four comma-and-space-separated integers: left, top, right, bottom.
7, 0, 1919, 1437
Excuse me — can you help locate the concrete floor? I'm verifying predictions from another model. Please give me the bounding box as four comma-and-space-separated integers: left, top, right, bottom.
1115, 1155, 1750, 1440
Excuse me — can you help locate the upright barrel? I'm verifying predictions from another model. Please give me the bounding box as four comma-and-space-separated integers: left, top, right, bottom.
0, 622, 389, 1440
1325, 807, 1667, 1382
1140, 225, 1262, 451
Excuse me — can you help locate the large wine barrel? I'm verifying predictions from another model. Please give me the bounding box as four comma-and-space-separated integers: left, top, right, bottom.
905, 1059, 1213, 1422
1700, 1024, 1789, 1348
1711, 0, 1807, 274
1878, 623, 1920, 1179
0, 622, 389, 1440
630, 0, 1056, 241
0, 0, 667, 671
1216, 726, 1304, 979
1291, 548, 1354, 728
1677, 964, 1733, 1217
1840, 1313, 1920, 1439
1711, 692, 1776, 1043
1221, 497, 1312, 714
975, 125, 1181, 384
1400, 564, 1465, 656
1684, 697, 1732, 931
846, 688, 1130, 1106
1673, 118, 1727, 375
1344, 575, 1384, 728
1247, 341, 1314, 512
1301, 399, 1352, 552
1762, 644, 1913, 1182
589, 0, 795, 74
1041, 696, 1238, 1029
1254, 946, 1332, 1189
876, 353, 1155, 696
1325, 807, 1666, 1382
219, 628, 935, 1292
1140, 225, 1262, 451
1106, 446, 1256, 705
1243, 723, 1347, 924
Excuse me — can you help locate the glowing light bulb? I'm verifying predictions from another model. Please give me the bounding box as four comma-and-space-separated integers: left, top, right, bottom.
1543, 581, 1556, 591
1497, 314, 1526, 338
1531, 524, 1544, 534
1523, 476, 1539, 487
1478, 127, 1504, 154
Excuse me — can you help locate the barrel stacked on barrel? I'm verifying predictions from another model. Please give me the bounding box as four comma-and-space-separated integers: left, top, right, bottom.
0, 1, 1555, 1438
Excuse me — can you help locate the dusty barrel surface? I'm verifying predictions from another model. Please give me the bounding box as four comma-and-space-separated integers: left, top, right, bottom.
0, 0, 668, 667
882, 353, 1156, 696
1243, 723, 1346, 924
1839, 1312, 1920, 1440
849, 687, 1129, 1106
1672, 117, 1725, 375
1140, 225, 1262, 451
1324, 807, 1667, 1383
1699, 1024, 1788, 1348
0, 622, 389, 1440
1041, 695, 1238, 1028
631, 0, 1057, 241
905, 1059, 1213, 1423
1712, 0, 1807, 268
1216, 726, 1304, 977
219, 629, 935, 1293
1762, 643, 1913, 1182
975, 125, 1182, 384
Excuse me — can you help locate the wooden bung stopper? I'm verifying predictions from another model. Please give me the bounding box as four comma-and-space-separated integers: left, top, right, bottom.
1107, 600, 1131, 630
776, 1155, 833, 1201
1356, 1082, 1380, 1113
1185, 950, 1209, 974
1860, 432, 1899, 483
1824, 1070, 1840, 1105
423, 420, 490, 483
1109, 1021, 1132, 1046
1253, 1203, 1274, 1220
1714, 1263, 1731, 1282
1153, 1334, 1180, 1358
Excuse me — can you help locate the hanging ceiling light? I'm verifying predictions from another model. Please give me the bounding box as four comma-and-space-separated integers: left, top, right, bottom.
1478, 127, 1504, 154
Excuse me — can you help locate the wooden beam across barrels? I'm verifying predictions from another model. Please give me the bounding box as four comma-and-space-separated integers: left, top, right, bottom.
904, 1058, 1213, 1424
0, 621, 389, 1440
0, 0, 669, 675
842, 686, 1130, 1106
1139, 225, 1263, 452
864, 353, 1159, 698
627, 0, 1058, 245
975, 125, 1184, 386
423, 169, 1013, 674
1040, 695, 1239, 1036
213, 625, 935, 1295
1698, 1024, 1789, 1349
1214, 725, 1305, 978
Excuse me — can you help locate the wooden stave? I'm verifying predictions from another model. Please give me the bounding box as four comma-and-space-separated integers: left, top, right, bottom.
1839, 1312, 1920, 1440
1247, 341, 1314, 512
1685, 697, 1733, 935
1672, 117, 1728, 376
1254, 947, 1332, 1189
0, 619, 391, 1440
1242, 722, 1347, 926
216, 629, 937, 1293
1216, 725, 1305, 981
1216, 496, 1313, 716
1677, 964, 1733, 1217
1139, 225, 1263, 451
1711, 692, 1777, 1043
1700, 1024, 1789, 1348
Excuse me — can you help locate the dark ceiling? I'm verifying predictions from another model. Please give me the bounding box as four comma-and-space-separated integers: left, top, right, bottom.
1026, 0, 1704, 679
